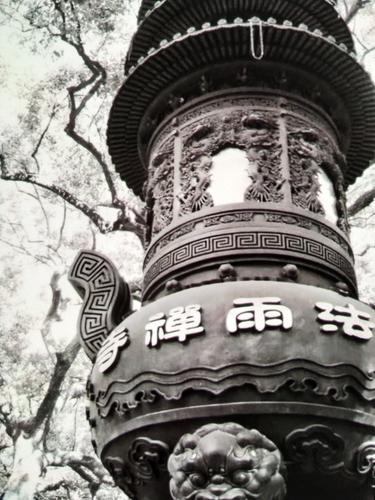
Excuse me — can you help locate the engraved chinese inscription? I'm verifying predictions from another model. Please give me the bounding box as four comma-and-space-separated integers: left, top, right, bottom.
97, 326, 130, 373
226, 297, 293, 334
315, 302, 374, 340
145, 305, 205, 347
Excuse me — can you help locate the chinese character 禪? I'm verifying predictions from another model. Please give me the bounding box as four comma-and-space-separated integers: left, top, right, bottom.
164, 304, 204, 342
315, 302, 374, 340
226, 297, 293, 334
97, 326, 129, 373
145, 305, 204, 348
145, 312, 166, 347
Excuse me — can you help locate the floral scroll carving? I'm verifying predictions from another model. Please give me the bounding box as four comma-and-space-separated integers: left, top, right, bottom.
285, 426, 375, 484
129, 437, 170, 480
287, 117, 349, 232
145, 105, 348, 239
357, 441, 375, 487
244, 148, 284, 203
104, 438, 170, 499
168, 423, 286, 500
285, 425, 346, 474
141, 64, 342, 140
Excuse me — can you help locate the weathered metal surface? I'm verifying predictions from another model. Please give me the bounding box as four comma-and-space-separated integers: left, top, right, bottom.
71, 1, 375, 498
88, 281, 375, 425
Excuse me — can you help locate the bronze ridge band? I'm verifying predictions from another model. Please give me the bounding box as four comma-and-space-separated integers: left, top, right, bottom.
100, 402, 375, 438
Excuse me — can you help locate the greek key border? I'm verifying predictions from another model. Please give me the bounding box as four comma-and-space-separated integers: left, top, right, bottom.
144, 231, 356, 292
68, 250, 126, 360
144, 209, 351, 267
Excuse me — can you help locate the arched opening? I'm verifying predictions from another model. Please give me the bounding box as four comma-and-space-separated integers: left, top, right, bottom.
207, 148, 252, 205
317, 167, 338, 225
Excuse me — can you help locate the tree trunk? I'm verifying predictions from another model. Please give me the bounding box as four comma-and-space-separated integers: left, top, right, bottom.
3, 431, 45, 500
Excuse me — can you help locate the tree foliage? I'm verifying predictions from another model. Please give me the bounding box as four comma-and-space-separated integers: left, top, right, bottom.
1, 0, 144, 239
0, 0, 375, 498
0, 0, 143, 498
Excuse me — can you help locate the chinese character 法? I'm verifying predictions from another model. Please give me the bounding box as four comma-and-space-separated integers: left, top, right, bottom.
145, 304, 204, 348
315, 302, 374, 340
226, 297, 293, 334
97, 326, 129, 373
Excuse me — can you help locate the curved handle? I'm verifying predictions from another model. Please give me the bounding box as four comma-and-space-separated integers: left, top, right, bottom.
68, 250, 131, 361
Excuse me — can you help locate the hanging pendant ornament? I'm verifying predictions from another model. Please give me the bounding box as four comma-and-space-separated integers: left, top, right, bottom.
250, 18, 264, 60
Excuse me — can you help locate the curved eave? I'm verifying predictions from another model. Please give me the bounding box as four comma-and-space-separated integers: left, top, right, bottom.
134, 0, 352, 53
107, 23, 375, 198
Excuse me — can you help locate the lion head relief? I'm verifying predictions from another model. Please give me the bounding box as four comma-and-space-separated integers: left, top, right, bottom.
168, 423, 286, 500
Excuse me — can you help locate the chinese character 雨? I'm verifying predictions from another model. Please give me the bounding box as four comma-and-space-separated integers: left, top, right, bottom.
145, 305, 204, 348
226, 297, 293, 334
97, 326, 129, 373
315, 302, 374, 341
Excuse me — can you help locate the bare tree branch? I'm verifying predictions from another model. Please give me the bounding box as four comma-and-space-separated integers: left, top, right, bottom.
48, 0, 120, 206
357, 244, 375, 256
361, 44, 375, 63
32, 184, 52, 238
1, 270, 82, 440
0, 401, 13, 431
0, 3, 142, 498
15, 184, 39, 200
344, 0, 373, 23
0, 216, 56, 267
46, 451, 113, 497
27, 337, 81, 437
38, 480, 69, 494
1, 3, 147, 247
348, 187, 375, 217
40, 271, 64, 363
0, 237, 30, 257
0, 168, 144, 239
58, 201, 67, 251
31, 104, 58, 174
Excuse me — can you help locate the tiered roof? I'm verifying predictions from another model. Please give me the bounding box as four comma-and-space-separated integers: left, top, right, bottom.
107, 0, 375, 197
128, 0, 353, 72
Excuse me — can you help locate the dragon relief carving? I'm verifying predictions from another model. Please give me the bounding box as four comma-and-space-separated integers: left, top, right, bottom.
179, 111, 283, 216
178, 154, 214, 214
168, 423, 287, 500
145, 140, 175, 237
333, 169, 350, 234
287, 126, 325, 215
244, 147, 284, 203
287, 117, 349, 232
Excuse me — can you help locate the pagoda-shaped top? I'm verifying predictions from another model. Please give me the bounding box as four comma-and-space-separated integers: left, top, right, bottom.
108, 0, 375, 198
129, 0, 353, 73
137, 0, 341, 26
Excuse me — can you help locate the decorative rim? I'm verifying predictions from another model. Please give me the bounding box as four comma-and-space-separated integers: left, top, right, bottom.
92, 359, 375, 418
135, 0, 350, 51
107, 22, 375, 197
144, 205, 353, 267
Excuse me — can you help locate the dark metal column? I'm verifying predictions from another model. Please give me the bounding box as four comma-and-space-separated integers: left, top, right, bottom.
69, 1, 375, 498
